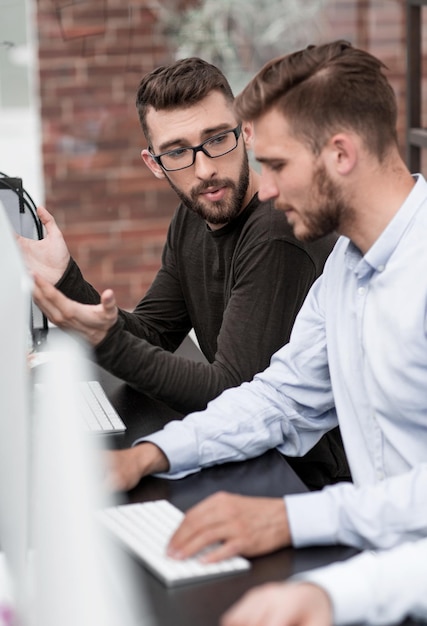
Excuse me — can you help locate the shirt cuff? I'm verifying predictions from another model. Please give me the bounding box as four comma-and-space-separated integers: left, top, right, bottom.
132, 421, 201, 479
285, 489, 339, 547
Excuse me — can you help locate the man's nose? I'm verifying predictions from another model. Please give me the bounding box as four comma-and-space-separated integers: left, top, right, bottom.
193, 150, 218, 179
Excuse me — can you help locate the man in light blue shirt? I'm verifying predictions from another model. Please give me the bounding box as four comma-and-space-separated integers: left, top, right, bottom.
97, 40, 427, 560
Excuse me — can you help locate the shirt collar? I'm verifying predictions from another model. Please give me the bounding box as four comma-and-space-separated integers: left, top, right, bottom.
345, 174, 427, 279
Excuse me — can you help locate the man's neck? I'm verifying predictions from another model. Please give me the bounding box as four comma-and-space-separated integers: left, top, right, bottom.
339, 156, 415, 255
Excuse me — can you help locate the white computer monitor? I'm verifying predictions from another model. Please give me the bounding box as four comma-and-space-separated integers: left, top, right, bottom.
0, 210, 148, 624
0, 202, 33, 619
0, 180, 48, 346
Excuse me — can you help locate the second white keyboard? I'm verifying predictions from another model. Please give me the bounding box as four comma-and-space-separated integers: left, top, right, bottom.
98, 499, 251, 587
77, 380, 126, 434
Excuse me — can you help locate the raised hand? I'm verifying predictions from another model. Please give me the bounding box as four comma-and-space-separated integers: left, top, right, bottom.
32, 273, 118, 346
17, 206, 71, 284
167, 492, 291, 562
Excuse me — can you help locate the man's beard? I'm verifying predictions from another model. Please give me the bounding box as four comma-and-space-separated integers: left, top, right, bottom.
278, 163, 352, 242
166, 150, 250, 225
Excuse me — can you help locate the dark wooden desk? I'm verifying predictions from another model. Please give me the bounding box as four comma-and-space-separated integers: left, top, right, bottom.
95, 365, 358, 626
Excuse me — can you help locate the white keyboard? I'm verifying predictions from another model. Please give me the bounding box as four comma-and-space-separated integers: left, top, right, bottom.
77, 380, 126, 434
98, 500, 251, 587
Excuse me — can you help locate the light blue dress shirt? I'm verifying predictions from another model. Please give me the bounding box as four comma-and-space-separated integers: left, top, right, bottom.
299, 538, 427, 625
139, 174, 427, 550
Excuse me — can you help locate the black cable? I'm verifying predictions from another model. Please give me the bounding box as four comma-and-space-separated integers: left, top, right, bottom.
0, 171, 48, 337
0, 171, 43, 239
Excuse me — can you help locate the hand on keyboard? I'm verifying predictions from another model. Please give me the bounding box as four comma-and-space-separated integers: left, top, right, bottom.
98, 500, 251, 587
167, 491, 291, 562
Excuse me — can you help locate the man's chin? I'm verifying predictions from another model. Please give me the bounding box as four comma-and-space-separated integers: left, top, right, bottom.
286, 219, 313, 242
193, 202, 238, 225
204, 214, 235, 226
281, 211, 300, 233
293, 223, 328, 243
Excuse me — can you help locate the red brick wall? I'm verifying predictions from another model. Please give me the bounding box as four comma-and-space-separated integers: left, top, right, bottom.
36, 0, 180, 307
35, 0, 412, 311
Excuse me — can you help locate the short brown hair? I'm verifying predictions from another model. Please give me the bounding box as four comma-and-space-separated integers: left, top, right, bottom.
136, 57, 234, 143
235, 40, 398, 159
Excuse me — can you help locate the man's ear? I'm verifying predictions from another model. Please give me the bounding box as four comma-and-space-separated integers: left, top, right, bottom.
241, 121, 254, 149
141, 148, 166, 179
324, 133, 357, 176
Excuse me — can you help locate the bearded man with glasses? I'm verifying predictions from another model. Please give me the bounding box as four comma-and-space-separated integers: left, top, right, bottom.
20, 57, 349, 490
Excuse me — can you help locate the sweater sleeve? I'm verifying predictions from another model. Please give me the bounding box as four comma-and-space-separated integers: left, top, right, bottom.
56, 257, 101, 305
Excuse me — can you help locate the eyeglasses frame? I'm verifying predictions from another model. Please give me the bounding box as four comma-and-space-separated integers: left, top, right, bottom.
148, 124, 242, 172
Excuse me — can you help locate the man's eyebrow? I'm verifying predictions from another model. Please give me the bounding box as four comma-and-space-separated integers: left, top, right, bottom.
256, 157, 285, 164
157, 123, 235, 153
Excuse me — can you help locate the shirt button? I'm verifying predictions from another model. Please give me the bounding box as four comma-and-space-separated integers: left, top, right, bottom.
357, 287, 365, 295
377, 265, 385, 272
377, 471, 384, 481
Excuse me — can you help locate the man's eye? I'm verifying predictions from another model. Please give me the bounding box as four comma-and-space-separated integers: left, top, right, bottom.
206, 134, 227, 147
269, 162, 285, 173
168, 148, 190, 159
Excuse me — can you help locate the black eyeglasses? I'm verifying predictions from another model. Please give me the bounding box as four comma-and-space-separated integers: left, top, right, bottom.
149, 125, 242, 172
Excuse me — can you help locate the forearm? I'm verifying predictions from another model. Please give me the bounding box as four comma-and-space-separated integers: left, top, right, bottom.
95, 321, 240, 413
136, 373, 336, 480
